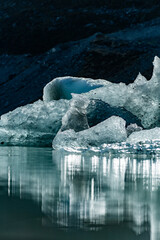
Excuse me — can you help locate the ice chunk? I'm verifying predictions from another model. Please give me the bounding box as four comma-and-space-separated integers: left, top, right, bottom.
82, 56, 160, 128
152, 56, 160, 79
0, 100, 69, 132
83, 82, 128, 107
127, 127, 160, 144
126, 123, 143, 137
131, 72, 147, 87
0, 99, 69, 146
43, 76, 107, 101
53, 116, 127, 150
0, 129, 54, 147
87, 99, 142, 127
61, 95, 89, 132
124, 56, 160, 128
124, 90, 159, 128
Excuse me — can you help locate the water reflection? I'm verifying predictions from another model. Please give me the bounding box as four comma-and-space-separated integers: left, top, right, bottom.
0, 147, 160, 239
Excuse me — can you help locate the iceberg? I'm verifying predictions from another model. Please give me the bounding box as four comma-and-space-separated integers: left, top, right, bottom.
0, 56, 160, 148
0, 128, 54, 147
0, 100, 69, 146
127, 127, 160, 144
52, 116, 127, 150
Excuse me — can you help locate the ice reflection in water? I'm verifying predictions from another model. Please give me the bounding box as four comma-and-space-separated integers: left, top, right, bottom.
0, 147, 160, 239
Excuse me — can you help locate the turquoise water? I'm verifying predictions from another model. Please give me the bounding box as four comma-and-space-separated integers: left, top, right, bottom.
1, 147, 160, 240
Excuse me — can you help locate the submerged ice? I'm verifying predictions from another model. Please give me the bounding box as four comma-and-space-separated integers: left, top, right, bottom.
0, 56, 160, 148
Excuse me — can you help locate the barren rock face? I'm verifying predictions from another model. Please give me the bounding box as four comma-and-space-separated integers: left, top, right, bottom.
1, 0, 160, 55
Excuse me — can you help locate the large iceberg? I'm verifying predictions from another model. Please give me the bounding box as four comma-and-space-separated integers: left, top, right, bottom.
0, 56, 160, 148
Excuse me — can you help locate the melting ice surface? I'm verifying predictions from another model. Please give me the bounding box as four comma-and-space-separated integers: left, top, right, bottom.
1, 146, 160, 239
0, 56, 160, 149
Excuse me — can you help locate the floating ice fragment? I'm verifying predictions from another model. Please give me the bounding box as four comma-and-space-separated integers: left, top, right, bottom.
0, 99, 69, 132
0, 99, 69, 146
0, 128, 54, 147
127, 127, 160, 144
53, 116, 127, 150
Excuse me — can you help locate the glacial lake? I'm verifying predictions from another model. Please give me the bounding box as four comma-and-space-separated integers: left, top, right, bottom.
1, 146, 160, 240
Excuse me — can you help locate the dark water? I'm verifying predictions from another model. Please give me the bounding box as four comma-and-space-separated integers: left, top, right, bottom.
1, 147, 160, 240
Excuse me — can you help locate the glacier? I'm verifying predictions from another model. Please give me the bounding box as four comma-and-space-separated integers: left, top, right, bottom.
0, 56, 160, 149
